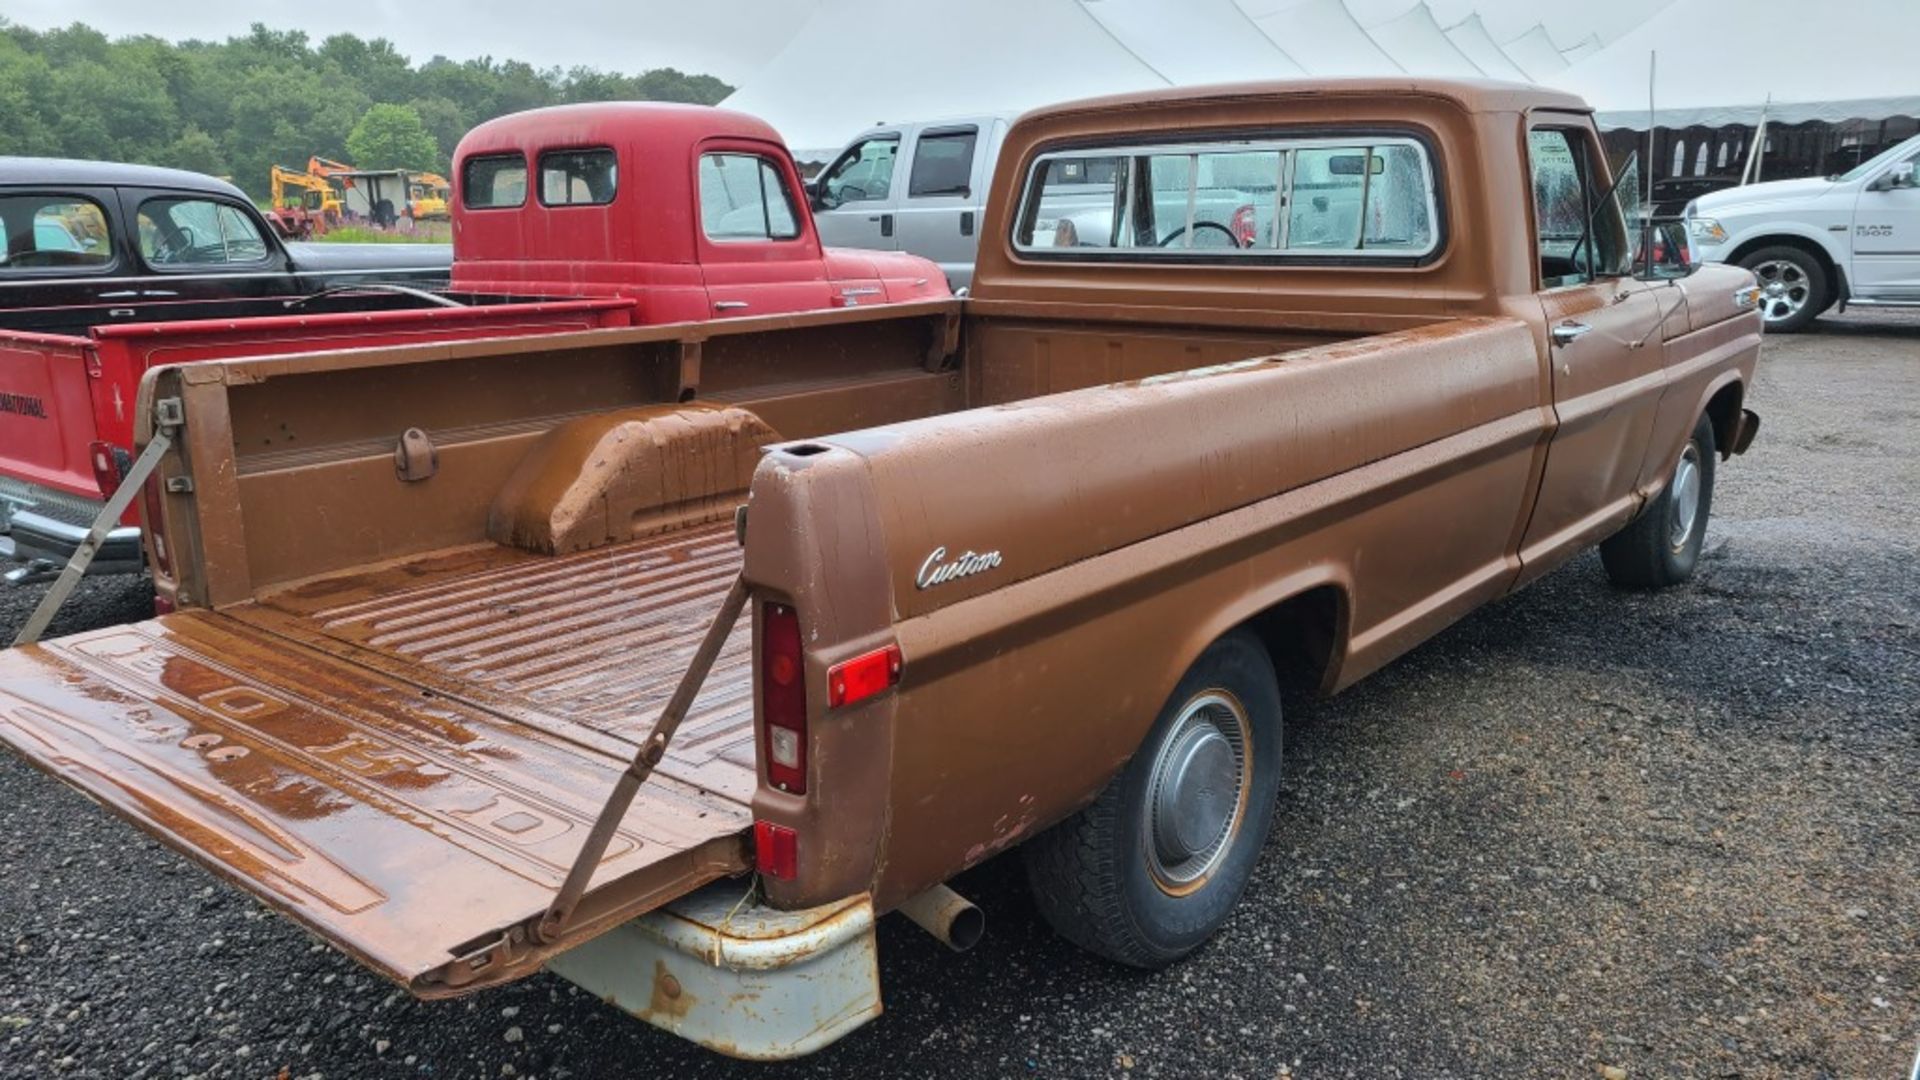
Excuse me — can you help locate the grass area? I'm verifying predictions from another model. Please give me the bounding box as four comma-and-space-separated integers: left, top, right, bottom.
311, 223, 451, 244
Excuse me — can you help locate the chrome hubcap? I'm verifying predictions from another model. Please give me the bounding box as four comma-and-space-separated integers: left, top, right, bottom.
1145, 691, 1249, 892
1669, 443, 1703, 549
1751, 258, 1811, 324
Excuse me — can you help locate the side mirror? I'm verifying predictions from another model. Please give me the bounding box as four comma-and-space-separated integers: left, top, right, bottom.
1637, 218, 1699, 281
1871, 161, 1916, 191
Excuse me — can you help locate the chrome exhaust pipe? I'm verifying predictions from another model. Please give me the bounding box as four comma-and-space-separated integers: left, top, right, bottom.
897, 883, 984, 952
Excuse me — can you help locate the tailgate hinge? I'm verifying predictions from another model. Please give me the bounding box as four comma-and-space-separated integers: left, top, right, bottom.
537, 575, 751, 943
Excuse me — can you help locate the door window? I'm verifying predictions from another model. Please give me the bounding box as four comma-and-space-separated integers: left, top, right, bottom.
698, 153, 802, 241
0, 196, 112, 271
137, 197, 271, 266
819, 136, 900, 207
907, 128, 978, 198
1528, 128, 1630, 287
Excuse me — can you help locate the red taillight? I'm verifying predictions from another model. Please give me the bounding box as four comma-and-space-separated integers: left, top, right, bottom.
761, 602, 808, 794
88, 441, 124, 499
754, 820, 798, 880
827, 645, 901, 709
1230, 204, 1258, 248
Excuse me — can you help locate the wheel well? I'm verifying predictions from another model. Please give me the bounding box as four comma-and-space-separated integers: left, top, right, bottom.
1242, 584, 1347, 701
1727, 234, 1838, 283
1703, 381, 1745, 458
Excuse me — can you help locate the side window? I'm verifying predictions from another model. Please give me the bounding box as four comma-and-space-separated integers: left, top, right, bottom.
137, 197, 271, 267
699, 153, 802, 242
0, 195, 112, 271
820, 136, 900, 207
539, 148, 617, 207
907, 128, 978, 198
462, 154, 527, 209
1529, 128, 1629, 287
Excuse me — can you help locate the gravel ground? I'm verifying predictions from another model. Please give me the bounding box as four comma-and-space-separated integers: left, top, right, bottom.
1, 312, 1915, 1080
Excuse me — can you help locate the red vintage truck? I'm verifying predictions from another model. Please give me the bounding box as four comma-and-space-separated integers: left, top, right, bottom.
0, 81, 1761, 1060
0, 104, 947, 581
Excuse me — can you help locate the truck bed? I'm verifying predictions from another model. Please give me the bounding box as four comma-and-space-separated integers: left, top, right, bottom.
241, 520, 756, 803
0, 521, 753, 994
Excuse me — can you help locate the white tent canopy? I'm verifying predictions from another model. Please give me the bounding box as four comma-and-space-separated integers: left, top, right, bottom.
1440, 13, 1527, 82
1366, 3, 1483, 78
1238, 0, 1402, 76
725, 0, 1827, 158
1549, 0, 1920, 130
722, 0, 1169, 156
1083, 0, 1307, 84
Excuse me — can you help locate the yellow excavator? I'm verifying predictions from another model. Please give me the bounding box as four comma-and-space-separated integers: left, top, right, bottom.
409, 172, 452, 220
266, 165, 342, 239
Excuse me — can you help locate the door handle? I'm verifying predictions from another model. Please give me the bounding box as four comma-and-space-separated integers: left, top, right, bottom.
880, 213, 894, 239
960, 211, 975, 237
713, 300, 749, 311
1550, 321, 1593, 346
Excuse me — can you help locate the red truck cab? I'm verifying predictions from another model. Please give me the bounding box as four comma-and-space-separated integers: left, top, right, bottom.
449, 103, 949, 322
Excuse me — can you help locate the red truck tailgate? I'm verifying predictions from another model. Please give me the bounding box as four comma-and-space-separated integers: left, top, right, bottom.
0, 525, 756, 995
0, 331, 103, 500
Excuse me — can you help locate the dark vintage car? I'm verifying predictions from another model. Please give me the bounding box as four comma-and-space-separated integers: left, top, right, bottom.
0, 158, 450, 324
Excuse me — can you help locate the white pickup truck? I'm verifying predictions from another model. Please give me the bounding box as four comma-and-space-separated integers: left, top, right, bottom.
1685, 132, 1920, 331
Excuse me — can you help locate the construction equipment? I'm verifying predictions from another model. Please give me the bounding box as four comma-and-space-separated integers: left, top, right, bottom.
411, 171, 452, 220
266, 165, 342, 239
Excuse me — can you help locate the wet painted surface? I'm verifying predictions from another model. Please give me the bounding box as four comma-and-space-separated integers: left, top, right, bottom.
0, 524, 755, 992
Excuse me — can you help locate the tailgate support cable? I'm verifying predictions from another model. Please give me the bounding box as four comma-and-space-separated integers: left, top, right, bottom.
13, 398, 183, 648
537, 574, 750, 944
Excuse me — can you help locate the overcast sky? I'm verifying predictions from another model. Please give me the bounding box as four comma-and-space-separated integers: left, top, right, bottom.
4, 0, 1667, 88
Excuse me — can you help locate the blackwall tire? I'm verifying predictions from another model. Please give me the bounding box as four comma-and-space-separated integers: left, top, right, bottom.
1601, 412, 1718, 589
1021, 630, 1283, 968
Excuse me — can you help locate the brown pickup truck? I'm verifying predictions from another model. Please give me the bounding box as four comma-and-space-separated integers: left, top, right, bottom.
0, 80, 1762, 1060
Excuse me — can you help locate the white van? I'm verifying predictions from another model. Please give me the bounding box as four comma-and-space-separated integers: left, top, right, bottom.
808, 115, 1014, 289
1686, 132, 1920, 331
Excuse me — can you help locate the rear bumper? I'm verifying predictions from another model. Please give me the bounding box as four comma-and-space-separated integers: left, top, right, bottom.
546, 881, 881, 1060
0, 487, 143, 578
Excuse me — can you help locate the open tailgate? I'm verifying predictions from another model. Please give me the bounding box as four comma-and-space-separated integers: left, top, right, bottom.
0, 608, 752, 996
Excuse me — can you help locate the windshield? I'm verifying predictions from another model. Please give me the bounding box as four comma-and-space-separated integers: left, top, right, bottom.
1838, 132, 1920, 182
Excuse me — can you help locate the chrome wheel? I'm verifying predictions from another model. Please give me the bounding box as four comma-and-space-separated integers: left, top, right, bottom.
1752, 258, 1812, 325
1144, 690, 1250, 894
1669, 442, 1703, 550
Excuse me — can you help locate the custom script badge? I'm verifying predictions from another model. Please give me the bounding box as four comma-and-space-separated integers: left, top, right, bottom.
915, 546, 1003, 590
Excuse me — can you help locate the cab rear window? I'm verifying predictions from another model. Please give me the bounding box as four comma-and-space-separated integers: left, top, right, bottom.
0, 195, 112, 272
462, 154, 527, 209
539, 148, 617, 207
1013, 133, 1439, 263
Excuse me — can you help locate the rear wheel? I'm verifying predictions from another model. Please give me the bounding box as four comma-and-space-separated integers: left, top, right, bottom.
1022, 631, 1282, 967
1600, 412, 1717, 589
1738, 245, 1828, 333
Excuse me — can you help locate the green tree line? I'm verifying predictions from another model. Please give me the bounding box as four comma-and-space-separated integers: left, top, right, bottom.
0, 19, 732, 198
